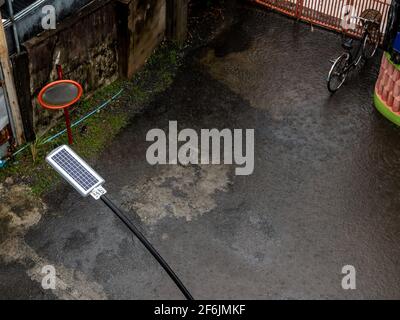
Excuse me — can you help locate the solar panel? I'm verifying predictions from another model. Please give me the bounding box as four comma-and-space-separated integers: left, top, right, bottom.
46, 145, 105, 197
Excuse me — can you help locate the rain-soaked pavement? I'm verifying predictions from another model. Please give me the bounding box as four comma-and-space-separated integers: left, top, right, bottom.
1, 5, 400, 299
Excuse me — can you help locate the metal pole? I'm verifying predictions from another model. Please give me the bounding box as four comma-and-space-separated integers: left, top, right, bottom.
3, 0, 48, 29
64, 108, 73, 145
56, 64, 74, 145
5, 0, 21, 54
100, 195, 194, 301
56, 65, 63, 80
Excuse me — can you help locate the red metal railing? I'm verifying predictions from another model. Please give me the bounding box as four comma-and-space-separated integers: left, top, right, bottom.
254, 0, 392, 40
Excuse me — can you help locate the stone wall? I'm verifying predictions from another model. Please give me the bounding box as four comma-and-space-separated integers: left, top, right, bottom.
19, 0, 120, 132
13, 0, 173, 136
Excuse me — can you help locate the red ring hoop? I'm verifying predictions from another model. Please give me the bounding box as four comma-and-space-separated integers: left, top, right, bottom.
38, 80, 83, 110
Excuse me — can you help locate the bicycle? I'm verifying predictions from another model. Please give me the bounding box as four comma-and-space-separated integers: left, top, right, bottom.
327, 12, 381, 93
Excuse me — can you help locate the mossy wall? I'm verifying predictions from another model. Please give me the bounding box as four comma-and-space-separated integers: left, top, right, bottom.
17, 0, 170, 135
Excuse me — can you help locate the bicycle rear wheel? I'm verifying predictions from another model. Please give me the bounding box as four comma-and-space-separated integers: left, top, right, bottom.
327, 53, 350, 93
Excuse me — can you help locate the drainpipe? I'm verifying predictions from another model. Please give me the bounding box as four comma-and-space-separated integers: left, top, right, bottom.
5, 0, 21, 54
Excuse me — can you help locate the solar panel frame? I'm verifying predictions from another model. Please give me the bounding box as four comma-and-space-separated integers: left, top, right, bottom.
46, 145, 105, 197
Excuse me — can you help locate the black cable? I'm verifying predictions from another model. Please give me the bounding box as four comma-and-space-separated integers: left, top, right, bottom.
101, 195, 194, 301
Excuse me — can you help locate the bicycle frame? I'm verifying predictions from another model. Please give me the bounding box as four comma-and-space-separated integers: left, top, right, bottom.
341, 26, 374, 74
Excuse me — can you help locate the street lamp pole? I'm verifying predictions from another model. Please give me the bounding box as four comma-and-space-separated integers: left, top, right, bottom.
100, 194, 195, 301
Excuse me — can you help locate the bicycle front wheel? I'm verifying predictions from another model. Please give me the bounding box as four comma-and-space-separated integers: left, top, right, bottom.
327, 53, 350, 93
363, 31, 380, 59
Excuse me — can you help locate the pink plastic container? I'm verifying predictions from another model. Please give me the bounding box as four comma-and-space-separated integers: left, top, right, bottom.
393, 96, 400, 112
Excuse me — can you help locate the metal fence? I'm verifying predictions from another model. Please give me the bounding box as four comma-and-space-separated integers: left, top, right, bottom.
253, 0, 392, 39
2, 0, 93, 54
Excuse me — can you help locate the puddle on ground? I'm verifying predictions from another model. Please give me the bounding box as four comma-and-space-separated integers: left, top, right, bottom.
120, 164, 231, 224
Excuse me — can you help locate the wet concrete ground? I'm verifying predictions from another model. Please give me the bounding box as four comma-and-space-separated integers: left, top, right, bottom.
1, 6, 400, 299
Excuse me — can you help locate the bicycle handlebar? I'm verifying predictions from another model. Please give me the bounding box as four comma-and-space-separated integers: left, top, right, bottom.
352, 16, 380, 25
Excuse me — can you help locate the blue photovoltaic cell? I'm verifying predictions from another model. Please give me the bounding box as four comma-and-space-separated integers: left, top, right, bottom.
52, 149, 99, 191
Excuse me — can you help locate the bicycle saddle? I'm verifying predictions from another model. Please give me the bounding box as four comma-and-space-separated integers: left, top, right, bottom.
342, 39, 353, 50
